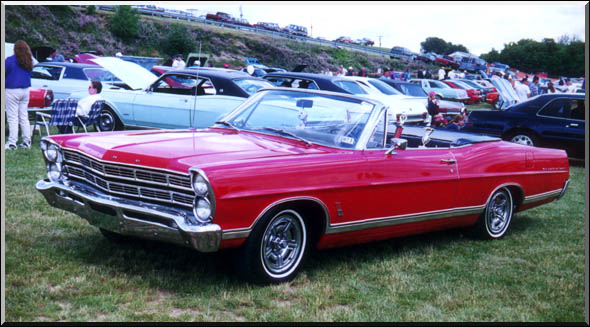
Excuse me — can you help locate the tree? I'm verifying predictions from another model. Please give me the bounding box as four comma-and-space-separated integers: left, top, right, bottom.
162, 24, 197, 59
110, 6, 140, 41
420, 37, 468, 55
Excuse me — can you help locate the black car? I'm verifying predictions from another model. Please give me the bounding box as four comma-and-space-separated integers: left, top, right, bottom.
462, 93, 585, 159
151, 66, 274, 98
263, 72, 367, 94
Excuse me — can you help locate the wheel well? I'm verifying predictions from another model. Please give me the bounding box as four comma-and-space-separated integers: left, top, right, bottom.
503, 127, 538, 140
505, 185, 524, 210
256, 199, 328, 247
103, 104, 122, 125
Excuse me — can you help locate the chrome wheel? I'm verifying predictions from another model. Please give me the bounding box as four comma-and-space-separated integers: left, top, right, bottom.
485, 188, 513, 238
510, 134, 534, 146
260, 210, 306, 279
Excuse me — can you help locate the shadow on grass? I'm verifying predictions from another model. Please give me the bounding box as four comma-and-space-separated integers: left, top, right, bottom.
45, 212, 543, 291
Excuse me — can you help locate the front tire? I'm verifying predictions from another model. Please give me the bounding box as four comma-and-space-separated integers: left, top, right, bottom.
473, 188, 514, 239
95, 107, 122, 132
237, 209, 308, 284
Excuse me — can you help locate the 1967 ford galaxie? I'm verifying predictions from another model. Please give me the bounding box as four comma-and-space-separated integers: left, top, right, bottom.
36, 88, 570, 283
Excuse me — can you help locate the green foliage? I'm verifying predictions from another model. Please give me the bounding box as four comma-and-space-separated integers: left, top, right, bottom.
421, 37, 468, 55
48, 5, 74, 17
161, 24, 197, 58
480, 37, 584, 76
110, 5, 140, 41
86, 5, 96, 15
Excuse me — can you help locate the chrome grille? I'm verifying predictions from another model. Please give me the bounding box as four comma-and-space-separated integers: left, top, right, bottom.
63, 149, 194, 208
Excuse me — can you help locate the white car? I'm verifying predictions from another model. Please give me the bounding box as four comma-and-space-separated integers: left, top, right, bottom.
343, 76, 429, 124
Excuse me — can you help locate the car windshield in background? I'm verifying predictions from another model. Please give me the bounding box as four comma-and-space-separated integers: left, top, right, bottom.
400, 83, 428, 97
368, 79, 402, 95
233, 78, 275, 95
332, 80, 368, 94
83, 68, 121, 83
224, 90, 375, 149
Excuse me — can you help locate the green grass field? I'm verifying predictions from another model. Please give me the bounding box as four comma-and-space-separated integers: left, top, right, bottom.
3, 136, 586, 322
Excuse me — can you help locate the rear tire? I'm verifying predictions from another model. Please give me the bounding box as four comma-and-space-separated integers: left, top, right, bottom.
95, 107, 122, 132
505, 131, 536, 147
472, 188, 514, 239
237, 208, 309, 284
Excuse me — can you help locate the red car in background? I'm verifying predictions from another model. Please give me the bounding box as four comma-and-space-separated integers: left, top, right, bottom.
460, 79, 499, 106
435, 55, 460, 69
443, 80, 482, 104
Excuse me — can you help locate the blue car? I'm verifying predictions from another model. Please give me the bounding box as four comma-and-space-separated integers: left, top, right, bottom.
462, 93, 585, 159
408, 79, 470, 103
68, 57, 248, 131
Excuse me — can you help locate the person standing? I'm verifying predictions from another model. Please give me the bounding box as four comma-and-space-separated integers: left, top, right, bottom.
427, 91, 447, 126
514, 78, 531, 101
50, 49, 65, 62
529, 76, 540, 97
5, 40, 34, 150
172, 54, 186, 69
438, 68, 445, 80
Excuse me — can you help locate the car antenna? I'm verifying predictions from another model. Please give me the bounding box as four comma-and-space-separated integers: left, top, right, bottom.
191, 41, 202, 130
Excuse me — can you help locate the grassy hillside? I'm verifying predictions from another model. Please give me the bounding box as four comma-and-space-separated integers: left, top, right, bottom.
4, 5, 439, 73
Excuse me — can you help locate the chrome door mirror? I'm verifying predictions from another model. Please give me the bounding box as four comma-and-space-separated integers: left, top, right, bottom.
385, 138, 407, 155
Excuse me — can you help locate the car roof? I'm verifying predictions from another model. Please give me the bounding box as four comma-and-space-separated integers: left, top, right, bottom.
35, 62, 99, 69
379, 79, 413, 86
162, 68, 260, 80
263, 71, 341, 82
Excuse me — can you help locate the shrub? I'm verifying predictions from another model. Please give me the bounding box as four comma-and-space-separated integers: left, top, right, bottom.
109, 5, 140, 41
161, 24, 197, 58
86, 5, 96, 15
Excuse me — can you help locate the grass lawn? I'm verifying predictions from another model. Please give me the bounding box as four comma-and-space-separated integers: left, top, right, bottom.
3, 133, 587, 322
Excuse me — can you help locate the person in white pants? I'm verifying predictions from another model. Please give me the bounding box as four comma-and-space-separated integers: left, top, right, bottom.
6, 88, 31, 149
5, 40, 34, 150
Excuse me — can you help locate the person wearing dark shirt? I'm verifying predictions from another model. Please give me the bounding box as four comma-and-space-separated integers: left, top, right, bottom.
427, 91, 447, 126
5, 40, 34, 150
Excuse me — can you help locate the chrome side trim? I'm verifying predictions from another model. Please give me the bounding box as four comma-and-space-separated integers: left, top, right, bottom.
557, 179, 570, 200
325, 205, 485, 234
522, 188, 563, 204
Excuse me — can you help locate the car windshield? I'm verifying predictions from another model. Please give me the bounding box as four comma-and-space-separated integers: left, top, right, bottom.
233, 78, 275, 95
222, 90, 376, 149
84, 68, 122, 83
368, 79, 403, 95
431, 80, 450, 89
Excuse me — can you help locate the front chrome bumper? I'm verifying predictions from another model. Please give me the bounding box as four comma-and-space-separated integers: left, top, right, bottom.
36, 179, 221, 252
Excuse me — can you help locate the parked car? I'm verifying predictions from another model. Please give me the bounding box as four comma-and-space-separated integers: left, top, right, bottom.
36, 88, 571, 283
435, 55, 460, 69
334, 36, 353, 44
443, 80, 482, 104
263, 72, 427, 123
284, 24, 308, 37
462, 93, 585, 159
415, 52, 436, 63
459, 79, 499, 105
378, 79, 466, 119
359, 38, 374, 46
390, 46, 415, 61
487, 77, 520, 110
408, 79, 470, 102
68, 57, 246, 131
254, 22, 281, 32
31, 62, 121, 100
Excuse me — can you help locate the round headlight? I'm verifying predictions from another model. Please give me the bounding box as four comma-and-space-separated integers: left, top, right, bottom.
192, 174, 209, 196
47, 163, 62, 182
193, 197, 212, 223
44, 144, 62, 163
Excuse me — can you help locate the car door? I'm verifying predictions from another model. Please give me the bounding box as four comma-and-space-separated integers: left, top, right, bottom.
536, 97, 585, 158
132, 73, 203, 129
361, 113, 458, 222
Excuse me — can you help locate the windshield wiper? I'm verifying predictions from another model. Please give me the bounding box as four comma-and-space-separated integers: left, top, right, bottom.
262, 127, 312, 146
214, 120, 238, 131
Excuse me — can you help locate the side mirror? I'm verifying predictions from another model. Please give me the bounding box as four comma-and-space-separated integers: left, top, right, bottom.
385, 138, 407, 155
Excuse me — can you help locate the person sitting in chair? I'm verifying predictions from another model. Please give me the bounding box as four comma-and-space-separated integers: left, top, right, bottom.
59, 80, 103, 133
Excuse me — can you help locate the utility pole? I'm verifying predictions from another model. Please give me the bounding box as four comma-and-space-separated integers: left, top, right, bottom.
240, 5, 243, 20
378, 35, 384, 48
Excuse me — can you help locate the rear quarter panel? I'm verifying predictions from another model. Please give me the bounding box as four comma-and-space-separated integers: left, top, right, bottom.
452, 141, 569, 210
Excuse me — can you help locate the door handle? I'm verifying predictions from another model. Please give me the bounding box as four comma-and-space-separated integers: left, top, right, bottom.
440, 159, 456, 164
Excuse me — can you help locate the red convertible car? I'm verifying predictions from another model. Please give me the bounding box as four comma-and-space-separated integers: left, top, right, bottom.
36, 88, 570, 283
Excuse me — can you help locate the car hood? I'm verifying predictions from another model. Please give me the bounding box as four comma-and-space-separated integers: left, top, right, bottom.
89, 57, 157, 90
57, 129, 331, 172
